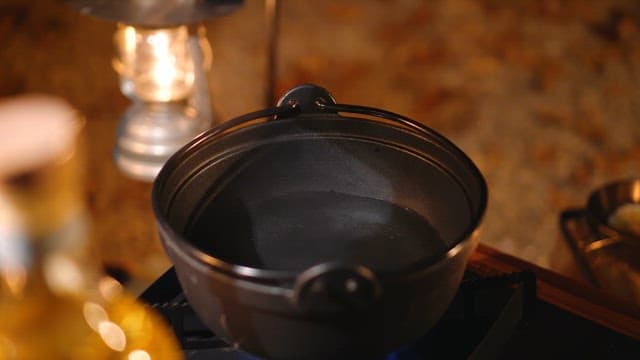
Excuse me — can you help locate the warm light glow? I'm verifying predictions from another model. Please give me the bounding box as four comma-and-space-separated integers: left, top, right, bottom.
585, 237, 621, 252
98, 321, 127, 352
124, 26, 137, 56
2, 267, 26, 296
114, 24, 195, 102
98, 276, 123, 301
0, 190, 29, 296
148, 31, 176, 91
0, 335, 16, 358
82, 302, 109, 332
43, 253, 85, 295
128, 349, 151, 360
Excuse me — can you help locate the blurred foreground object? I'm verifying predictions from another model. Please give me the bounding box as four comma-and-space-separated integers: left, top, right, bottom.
0, 95, 182, 359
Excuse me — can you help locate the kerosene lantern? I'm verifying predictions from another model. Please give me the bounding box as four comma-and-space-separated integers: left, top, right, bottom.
64, 0, 243, 181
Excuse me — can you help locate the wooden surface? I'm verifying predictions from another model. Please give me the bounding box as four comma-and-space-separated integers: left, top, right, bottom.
470, 244, 640, 340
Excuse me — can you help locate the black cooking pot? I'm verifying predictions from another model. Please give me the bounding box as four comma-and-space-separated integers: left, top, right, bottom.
152, 84, 487, 359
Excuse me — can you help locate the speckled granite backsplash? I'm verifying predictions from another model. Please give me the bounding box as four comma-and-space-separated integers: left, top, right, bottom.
274, 0, 640, 271
1, 0, 639, 300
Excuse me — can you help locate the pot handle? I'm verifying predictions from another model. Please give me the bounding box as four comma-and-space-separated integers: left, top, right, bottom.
202, 84, 442, 140
293, 262, 382, 312
275, 84, 443, 138
316, 101, 437, 137
193, 84, 331, 139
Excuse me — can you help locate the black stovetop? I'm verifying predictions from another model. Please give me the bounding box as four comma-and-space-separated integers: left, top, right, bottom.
140, 268, 639, 359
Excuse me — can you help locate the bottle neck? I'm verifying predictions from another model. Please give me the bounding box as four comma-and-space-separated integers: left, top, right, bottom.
0, 144, 97, 299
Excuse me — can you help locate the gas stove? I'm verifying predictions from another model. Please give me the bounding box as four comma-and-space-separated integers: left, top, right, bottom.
140, 266, 638, 359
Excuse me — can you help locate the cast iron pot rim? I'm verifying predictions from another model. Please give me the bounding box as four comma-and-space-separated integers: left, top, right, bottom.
152, 114, 488, 285
586, 177, 640, 239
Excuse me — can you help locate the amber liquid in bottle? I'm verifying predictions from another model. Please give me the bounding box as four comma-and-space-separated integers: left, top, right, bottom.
0, 96, 182, 359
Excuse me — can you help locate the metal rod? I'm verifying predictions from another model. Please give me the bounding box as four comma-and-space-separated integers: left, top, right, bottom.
265, 0, 281, 107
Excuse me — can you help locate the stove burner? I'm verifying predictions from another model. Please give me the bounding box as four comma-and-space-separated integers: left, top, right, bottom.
140, 268, 536, 359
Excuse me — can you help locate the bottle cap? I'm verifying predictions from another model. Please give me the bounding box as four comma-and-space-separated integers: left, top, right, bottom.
0, 95, 84, 236
0, 95, 80, 178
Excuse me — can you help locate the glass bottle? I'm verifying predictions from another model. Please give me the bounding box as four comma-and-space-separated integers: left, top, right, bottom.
0, 95, 183, 359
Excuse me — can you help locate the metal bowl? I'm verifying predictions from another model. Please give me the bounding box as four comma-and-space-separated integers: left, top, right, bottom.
586, 178, 640, 242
